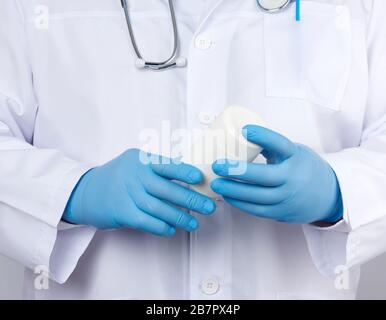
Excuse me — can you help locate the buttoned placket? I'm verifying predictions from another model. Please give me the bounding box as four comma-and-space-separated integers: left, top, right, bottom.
184, 0, 233, 299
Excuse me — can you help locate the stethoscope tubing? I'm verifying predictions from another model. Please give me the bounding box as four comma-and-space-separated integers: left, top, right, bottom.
121, 0, 299, 71
121, 0, 180, 70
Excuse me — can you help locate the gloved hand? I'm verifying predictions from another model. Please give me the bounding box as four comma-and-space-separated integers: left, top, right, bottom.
63, 149, 216, 236
211, 125, 343, 224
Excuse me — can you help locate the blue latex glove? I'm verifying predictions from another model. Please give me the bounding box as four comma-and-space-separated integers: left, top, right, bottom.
63, 149, 216, 236
211, 125, 343, 224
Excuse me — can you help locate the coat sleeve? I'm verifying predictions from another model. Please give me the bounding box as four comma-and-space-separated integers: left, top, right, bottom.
0, 0, 96, 284
303, 0, 386, 277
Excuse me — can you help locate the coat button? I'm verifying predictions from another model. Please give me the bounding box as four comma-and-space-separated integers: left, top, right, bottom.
195, 36, 213, 50
198, 111, 216, 125
200, 279, 220, 295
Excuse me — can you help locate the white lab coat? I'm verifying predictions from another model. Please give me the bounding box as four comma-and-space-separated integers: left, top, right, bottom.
1, 0, 386, 300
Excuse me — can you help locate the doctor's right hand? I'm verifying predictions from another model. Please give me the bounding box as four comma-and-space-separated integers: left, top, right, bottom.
63, 149, 216, 236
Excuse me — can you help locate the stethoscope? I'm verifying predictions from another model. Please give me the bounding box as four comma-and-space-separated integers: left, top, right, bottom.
121, 0, 300, 71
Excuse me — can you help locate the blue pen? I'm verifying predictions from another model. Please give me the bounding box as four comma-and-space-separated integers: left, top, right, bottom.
296, 0, 301, 21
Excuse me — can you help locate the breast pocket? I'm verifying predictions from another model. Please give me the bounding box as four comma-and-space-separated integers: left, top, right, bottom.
263, 2, 352, 111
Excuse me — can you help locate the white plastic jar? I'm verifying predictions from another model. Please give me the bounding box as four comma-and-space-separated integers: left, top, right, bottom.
183, 106, 265, 198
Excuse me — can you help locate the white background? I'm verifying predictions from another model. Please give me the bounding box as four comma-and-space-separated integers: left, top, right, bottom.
1, 253, 386, 299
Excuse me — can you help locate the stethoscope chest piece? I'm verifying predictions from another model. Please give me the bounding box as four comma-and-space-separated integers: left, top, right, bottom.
257, 0, 291, 12
135, 57, 187, 70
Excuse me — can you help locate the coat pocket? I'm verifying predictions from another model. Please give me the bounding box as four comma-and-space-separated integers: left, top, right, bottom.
263, 1, 352, 111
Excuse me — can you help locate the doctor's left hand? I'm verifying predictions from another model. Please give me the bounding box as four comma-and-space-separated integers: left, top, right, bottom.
63, 149, 216, 236
211, 125, 343, 224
